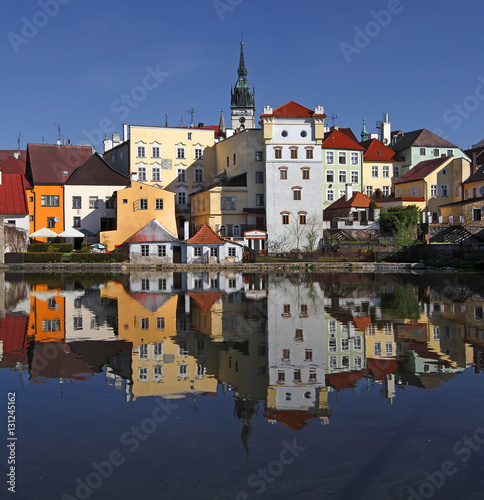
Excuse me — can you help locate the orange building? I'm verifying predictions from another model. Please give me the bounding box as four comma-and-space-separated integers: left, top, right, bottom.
29, 284, 65, 343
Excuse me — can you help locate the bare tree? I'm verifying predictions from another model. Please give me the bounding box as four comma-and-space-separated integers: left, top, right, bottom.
266, 233, 290, 254
284, 212, 308, 250
304, 213, 323, 251
4, 226, 28, 253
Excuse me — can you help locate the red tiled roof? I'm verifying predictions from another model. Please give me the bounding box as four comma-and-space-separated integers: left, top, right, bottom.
378, 197, 425, 204
325, 191, 379, 211
338, 128, 359, 143
0, 156, 27, 176
187, 223, 225, 244
464, 164, 484, 185
325, 370, 367, 391
367, 358, 398, 380
188, 292, 224, 312
65, 153, 129, 186
264, 410, 317, 431
322, 129, 365, 150
0, 173, 29, 215
353, 316, 372, 332
125, 219, 178, 244
26, 144, 92, 185
0, 150, 27, 163
0, 315, 29, 353
261, 100, 326, 118
361, 138, 399, 161
394, 156, 452, 184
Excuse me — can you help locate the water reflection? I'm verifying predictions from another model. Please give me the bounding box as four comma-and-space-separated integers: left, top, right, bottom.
2, 272, 483, 416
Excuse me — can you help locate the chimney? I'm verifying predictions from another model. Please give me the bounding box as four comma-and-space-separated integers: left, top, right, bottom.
472, 151, 477, 174
123, 124, 128, 142
381, 113, 391, 145
13, 151, 19, 159
345, 183, 353, 202
184, 220, 190, 241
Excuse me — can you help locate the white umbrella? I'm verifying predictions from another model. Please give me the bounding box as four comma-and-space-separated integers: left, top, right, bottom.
29, 227, 58, 238
58, 227, 85, 238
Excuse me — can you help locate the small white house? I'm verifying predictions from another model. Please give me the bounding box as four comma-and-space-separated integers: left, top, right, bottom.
186, 223, 243, 264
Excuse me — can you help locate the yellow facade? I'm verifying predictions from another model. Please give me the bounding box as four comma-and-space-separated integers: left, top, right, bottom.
99, 181, 177, 250
362, 160, 404, 198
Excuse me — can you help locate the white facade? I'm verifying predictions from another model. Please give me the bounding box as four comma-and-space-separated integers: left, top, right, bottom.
186, 241, 243, 264
129, 241, 185, 264
64, 184, 127, 238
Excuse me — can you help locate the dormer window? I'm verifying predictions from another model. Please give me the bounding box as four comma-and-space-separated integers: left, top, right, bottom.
63, 170, 68, 175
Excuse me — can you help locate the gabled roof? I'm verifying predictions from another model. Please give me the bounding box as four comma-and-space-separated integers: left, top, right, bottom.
26, 144, 92, 185
464, 164, 484, 185
65, 153, 129, 186
126, 219, 178, 244
322, 129, 365, 150
325, 191, 378, 211
464, 146, 484, 167
188, 292, 224, 312
394, 156, 452, 185
338, 128, 359, 143
261, 100, 326, 118
0, 150, 27, 163
129, 293, 171, 313
360, 138, 399, 162
390, 129, 457, 152
187, 223, 225, 244
0, 155, 27, 176
0, 173, 29, 215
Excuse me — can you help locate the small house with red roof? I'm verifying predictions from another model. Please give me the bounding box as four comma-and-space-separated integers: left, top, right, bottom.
261, 101, 326, 248
322, 127, 365, 209
324, 185, 380, 230
186, 223, 243, 264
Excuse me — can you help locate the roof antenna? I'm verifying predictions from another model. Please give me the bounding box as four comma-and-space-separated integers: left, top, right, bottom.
17, 131, 21, 153
165, 113, 168, 127
330, 114, 338, 127
54, 123, 62, 145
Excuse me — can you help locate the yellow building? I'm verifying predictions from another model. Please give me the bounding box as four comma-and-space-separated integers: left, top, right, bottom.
99, 181, 177, 251
393, 156, 471, 221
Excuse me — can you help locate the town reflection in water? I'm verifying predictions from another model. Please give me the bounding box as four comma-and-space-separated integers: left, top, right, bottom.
1, 271, 483, 430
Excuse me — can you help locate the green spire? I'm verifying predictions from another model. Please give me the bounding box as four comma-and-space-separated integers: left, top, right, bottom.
361, 115, 368, 141
231, 42, 255, 109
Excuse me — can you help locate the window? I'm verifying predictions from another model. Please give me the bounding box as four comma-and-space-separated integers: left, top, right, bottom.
139, 199, 148, 210
219, 225, 227, 237
152, 166, 161, 181
341, 338, 349, 351
327, 189, 334, 202
228, 247, 236, 257
87, 196, 98, 209
194, 168, 203, 183
302, 169, 310, 180
305, 349, 313, 361
366, 186, 373, 197
351, 152, 358, 165
158, 278, 167, 290
447, 149, 453, 156
339, 171, 347, 183
226, 156, 229, 168
73, 317, 83, 330
141, 245, 149, 257
42, 319, 60, 331
385, 342, 393, 356
194, 148, 203, 160
233, 153, 236, 165
293, 189, 301, 200
354, 356, 362, 370
187, 132, 192, 141
29, 215, 33, 221
72, 196, 81, 209
354, 336, 362, 350
155, 198, 163, 210
338, 152, 346, 165
281, 130, 288, 137
329, 356, 337, 370
290, 149, 298, 159
255, 171, 263, 183
309, 371, 317, 381
277, 371, 285, 382
105, 197, 115, 209
433, 148, 439, 156
293, 369, 301, 382
41, 195, 59, 207
397, 188, 402, 197
157, 245, 166, 257
326, 170, 334, 183
305, 149, 313, 160
430, 184, 438, 197
326, 151, 334, 164
374, 342, 382, 356
137, 145, 146, 157
282, 349, 290, 360
194, 247, 202, 257
177, 147, 185, 159
73, 216, 81, 228
274, 148, 282, 159
228, 278, 236, 288
382, 186, 390, 197
473, 208, 482, 221
177, 190, 187, 205
280, 169, 287, 180
382, 165, 390, 178
153, 365, 163, 380
282, 214, 289, 225
393, 166, 400, 178
47, 217, 56, 228
140, 318, 149, 330
255, 151, 263, 161
339, 189, 346, 199
221, 197, 236, 210
178, 364, 188, 378
329, 337, 336, 352
300, 304, 308, 316
177, 168, 186, 182
210, 247, 218, 257
283, 304, 291, 315
256, 194, 264, 206
441, 184, 449, 197
371, 166, 378, 178
299, 213, 306, 225
295, 329, 304, 341
137, 165, 147, 181
233, 225, 241, 237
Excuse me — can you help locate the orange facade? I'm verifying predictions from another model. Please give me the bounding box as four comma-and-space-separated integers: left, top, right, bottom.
28, 185, 65, 236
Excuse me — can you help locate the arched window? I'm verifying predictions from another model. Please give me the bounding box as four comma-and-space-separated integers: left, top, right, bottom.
233, 225, 241, 237
219, 225, 227, 237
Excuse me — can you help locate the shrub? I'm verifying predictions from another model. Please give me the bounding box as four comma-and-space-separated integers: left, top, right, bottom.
27, 244, 73, 253
70, 252, 128, 263
23, 253, 63, 263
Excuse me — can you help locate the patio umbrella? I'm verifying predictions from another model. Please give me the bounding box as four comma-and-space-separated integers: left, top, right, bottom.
29, 227, 58, 238
58, 227, 85, 238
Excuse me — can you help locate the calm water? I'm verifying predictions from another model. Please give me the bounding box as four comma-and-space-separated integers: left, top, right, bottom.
1, 271, 483, 500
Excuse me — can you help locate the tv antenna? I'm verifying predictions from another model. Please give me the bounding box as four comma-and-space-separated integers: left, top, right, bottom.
165, 113, 168, 127
330, 113, 338, 127
186, 107, 198, 126
17, 131, 21, 152
54, 123, 63, 143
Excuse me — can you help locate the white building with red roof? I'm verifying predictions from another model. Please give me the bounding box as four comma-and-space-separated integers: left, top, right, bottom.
261, 101, 326, 249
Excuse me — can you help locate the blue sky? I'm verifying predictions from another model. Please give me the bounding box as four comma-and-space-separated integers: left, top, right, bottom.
1, 0, 483, 152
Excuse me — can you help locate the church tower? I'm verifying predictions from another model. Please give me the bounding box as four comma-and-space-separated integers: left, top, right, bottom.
231, 42, 255, 131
